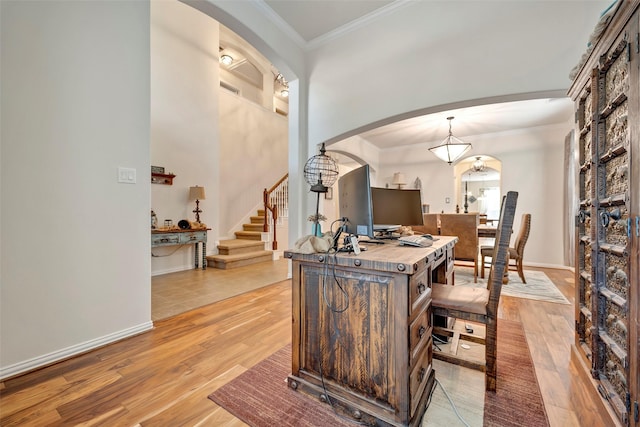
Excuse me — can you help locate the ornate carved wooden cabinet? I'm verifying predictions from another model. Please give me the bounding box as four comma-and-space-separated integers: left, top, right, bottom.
569, 2, 639, 425
285, 237, 456, 427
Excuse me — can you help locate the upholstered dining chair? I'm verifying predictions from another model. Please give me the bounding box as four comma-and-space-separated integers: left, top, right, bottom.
412, 213, 439, 235
431, 191, 518, 392
480, 213, 531, 283
439, 213, 479, 282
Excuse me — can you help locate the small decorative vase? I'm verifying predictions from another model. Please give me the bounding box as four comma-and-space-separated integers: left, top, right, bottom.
312, 222, 322, 236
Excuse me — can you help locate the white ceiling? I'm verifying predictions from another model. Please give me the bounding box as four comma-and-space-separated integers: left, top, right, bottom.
259, 0, 604, 149
263, 0, 395, 43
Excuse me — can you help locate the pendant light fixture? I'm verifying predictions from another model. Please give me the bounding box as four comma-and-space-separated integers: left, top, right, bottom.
429, 116, 472, 165
472, 156, 486, 172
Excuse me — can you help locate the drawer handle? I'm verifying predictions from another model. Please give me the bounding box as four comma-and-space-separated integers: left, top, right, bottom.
160, 238, 169, 243
418, 367, 426, 383
417, 283, 426, 294
189, 236, 197, 241
418, 325, 426, 339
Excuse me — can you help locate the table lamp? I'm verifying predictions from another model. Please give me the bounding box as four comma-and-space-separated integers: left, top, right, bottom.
189, 185, 205, 223
392, 172, 407, 189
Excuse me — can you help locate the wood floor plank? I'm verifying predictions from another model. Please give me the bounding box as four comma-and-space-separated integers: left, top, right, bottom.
0, 267, 612, 426
141, 366, 246, 426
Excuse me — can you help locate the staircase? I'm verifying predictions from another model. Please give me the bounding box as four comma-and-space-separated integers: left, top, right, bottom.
206, 210, 273, 269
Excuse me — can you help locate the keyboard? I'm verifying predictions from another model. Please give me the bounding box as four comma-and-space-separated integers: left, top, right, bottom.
398, 235, 434, 247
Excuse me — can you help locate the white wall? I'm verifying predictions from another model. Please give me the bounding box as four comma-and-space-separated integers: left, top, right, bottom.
1, 1, 151, 377
199, 0, 607, 262
151, 0, 220, 275
306, 1, 609, 145
331, 123, 573, 267
183, 0, 310, 245
150, 1, 288, 275
218, 91, 288, 237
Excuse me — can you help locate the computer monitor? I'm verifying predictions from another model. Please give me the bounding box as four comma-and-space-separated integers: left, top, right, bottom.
338, 165, 374, 238
371, 187, 424, 228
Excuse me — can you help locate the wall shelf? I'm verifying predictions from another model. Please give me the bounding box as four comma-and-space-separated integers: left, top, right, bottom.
151, 173, 176, 185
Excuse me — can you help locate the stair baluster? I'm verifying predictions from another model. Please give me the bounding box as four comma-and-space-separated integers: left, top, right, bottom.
263, 174, 288, 250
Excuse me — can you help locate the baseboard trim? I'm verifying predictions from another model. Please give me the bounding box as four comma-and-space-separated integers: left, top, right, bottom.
152, 265, 193, 276
0, 321, 154, 381
523, 261, 572, 270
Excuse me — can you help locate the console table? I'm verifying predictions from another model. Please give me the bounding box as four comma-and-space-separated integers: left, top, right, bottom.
285, 236, 457, 426
151, 228, 209, 269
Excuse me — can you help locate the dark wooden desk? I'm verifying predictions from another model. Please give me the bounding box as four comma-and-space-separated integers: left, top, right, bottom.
285, 236, 457, 426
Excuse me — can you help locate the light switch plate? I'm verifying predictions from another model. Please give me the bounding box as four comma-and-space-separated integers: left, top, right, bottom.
118, 167, 136, 184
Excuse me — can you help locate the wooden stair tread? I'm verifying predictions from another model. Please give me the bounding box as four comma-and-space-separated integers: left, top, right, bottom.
207, 250, 272, 262
207, 250, 273, 270
218, 239, 264, 249
234, 231, 262, 240
212, 208, 272, 269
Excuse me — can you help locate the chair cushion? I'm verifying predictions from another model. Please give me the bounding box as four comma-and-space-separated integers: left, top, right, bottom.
509, 247, 518, 258
480, 245, 493, 255
431, 283, 489, 315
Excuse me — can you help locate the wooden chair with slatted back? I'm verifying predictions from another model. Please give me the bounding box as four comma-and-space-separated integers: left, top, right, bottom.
481, 213, 531, 283
431, 191, 518, 391
439, 213, 479, 282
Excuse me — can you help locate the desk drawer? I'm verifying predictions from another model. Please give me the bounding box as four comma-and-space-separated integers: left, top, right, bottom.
179, 231, 205, 244
410, 338, 433, 417
446, 247, 454, 272
409, 301, 432, 364
151, 233, 180, 246
409, 268, 430, 318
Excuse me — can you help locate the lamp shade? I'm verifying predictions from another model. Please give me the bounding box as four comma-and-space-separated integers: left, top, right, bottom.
428, 135, 471, 164
189, 185, 205, 200
429, 116, 472, 165
392, 172, 407, 186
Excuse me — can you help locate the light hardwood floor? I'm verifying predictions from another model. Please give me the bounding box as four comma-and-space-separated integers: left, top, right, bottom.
0, 264, 611, 426
152, 258, 290, 320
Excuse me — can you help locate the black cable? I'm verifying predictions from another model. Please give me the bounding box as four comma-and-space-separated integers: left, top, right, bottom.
151, 244, 187, 257
316, 249, 367, 425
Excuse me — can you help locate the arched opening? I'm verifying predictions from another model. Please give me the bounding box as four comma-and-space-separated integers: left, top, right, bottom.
454, 155, 501, 221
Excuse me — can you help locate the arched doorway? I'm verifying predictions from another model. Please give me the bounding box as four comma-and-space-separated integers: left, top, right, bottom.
454, 156, 501, 221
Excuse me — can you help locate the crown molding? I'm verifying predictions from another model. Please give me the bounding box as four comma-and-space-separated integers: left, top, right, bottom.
253, 0, 413, 52
251, 0, 307, 50
306, 0, 412, 51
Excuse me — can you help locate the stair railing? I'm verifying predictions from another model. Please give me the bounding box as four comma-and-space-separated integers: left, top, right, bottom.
263, 173, 288, 250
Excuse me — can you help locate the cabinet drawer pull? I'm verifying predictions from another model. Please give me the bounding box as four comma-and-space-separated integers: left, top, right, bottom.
418, 325, 426, 339
418, 367, 426, 382
417, 283, 426, 294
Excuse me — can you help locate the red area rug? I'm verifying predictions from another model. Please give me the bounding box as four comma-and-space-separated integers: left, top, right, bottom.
484, 319, 550, 426
208, 344, 353, 427
209, 319, 548, 426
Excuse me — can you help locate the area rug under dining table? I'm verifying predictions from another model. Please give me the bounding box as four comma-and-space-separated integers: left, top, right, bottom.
454, 266, 570, 305
208, 319, 548, 427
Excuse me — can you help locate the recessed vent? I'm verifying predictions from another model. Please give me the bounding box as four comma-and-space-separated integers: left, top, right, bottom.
220, 81, 239, 95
